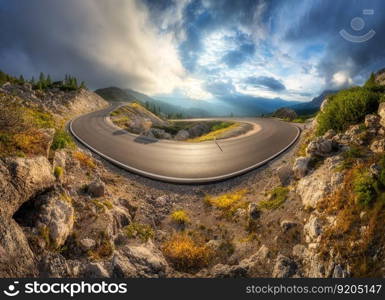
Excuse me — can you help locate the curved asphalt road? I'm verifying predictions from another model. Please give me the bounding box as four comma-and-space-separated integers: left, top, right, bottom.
70, 103, 300, 183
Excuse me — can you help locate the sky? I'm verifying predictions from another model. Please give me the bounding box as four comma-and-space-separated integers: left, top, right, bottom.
1, 0, 385, 104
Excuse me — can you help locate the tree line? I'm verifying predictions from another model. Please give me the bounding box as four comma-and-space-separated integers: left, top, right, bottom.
0, 70, 87, 91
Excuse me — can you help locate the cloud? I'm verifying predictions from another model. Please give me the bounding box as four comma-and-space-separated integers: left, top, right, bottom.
0, 0, 188, 94
245, 76, 286, 91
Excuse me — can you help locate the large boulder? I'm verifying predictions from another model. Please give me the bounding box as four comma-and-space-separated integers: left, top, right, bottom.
293, 157, 311, 179
88, 180, 105, 198
296, 156, 344, 209
35, 191, 74, 249
0, 216, 37, 277
148, 128, 172, 140
118, 240, 168, 278
174, 129, 190, 141
272, 255, 298, 278
1, 156, 55, 217
306, 137, 333, 157
365, 114, 380, 129
370, 139, 385, 153
188, 123, 210, 138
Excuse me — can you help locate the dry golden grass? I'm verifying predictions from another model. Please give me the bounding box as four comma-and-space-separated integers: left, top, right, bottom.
205, 189, 249, 218
162, 233, 213, 271
187, 123, 240, 142
73, 151, 96, 169
171, 210, 190, 225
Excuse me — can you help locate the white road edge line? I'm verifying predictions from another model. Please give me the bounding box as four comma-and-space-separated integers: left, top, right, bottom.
69, 111, 301, 184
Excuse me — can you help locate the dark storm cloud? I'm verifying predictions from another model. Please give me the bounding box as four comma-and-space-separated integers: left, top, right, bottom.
245, 76, 286, 91
0, 0, 185, 93
282, 0, 385, 86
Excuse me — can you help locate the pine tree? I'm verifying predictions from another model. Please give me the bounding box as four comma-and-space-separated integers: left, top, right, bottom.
46, 75, 52, 87
365, 72, 377, 89
18, 75, 25, 84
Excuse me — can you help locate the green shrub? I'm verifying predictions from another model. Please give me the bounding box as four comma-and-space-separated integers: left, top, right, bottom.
54, 166, 64, 179
316, 87, 380, 136
52, 129, 74, 150
125, 223, 154, 242
353, 170, 377, 207
211, 122, 233, 131
258, 186, 289, 209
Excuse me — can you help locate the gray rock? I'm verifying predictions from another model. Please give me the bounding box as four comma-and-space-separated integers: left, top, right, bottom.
120, 240, 168, 277
304, 215, 323, 242
88, 180, 105, 197
280, 220, 298, 232
332, 264, 349, 278
277, 165, 293, 185
370, 139, 385, 153
296, 156, 344, 209
209, 264, 248, 278
83, 262, 110, 278
293, 157, 311, 179
323, 129, 336, 140
272, 255, 298, 278
79, 238, 96, 252
174, 129, 190, 141
369, 163, 381, 177
36, 191, 74, 248
378, 102, 385, 128
38, 253, 70, 277
365, 114, 380, 129
111, 252, 137, 278
188, 123, 210, 138
320, 98, 329, 112
247, 203, 260, 220
306, 137, 333, 157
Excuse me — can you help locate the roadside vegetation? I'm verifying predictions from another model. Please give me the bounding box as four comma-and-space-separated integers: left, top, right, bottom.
204, 189, 249, 218
258, 186, 289, 210
316, 76, 385, 135
187, 122, 241, 142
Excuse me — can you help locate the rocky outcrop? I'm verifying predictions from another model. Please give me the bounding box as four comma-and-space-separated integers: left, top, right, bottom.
174, 130, 190, 141
0, 156, 55, 218
296, 155, 344, 209
370, 139, 385, 153
378, 102, 385, 128
272, 255, 298, 278
35, 191, 74, 249
292, 157, 311, 179
88, 180, 105, 198
306, 137, 334, 157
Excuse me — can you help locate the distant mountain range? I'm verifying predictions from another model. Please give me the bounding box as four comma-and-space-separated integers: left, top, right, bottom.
289, 90, 338, 115
95, 86, 330, 117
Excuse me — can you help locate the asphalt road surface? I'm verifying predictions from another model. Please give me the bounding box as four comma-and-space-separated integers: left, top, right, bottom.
70, 103, 300, 183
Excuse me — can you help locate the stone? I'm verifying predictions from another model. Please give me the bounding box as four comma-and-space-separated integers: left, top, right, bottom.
292, 157, 311, 179
332, 264, 348, 278
247, 203, 260, 220
174, 129, 190, 141
272, 255, 298, 278
323, 129, 336, 140
2, 156, 55, 217
277, 165, 293, 185
53, 150, 68, 170
38, 253, 70, 277
369, 163, 381, 177
378, 102, 385, 128
111, 252, 137, 278
79, 238, 96, 252
280, 220, 298, 232
304, 215, 323, 243
83, 262, 110, 278
320, 98, 329, 112
370, 139, 385, 153
306, 137, 333, 157
120, 240, 168, 277
296, 156, 344, 209
209, 264, 248, 278
35, 191, 74, 248
188, 123, 210, 138
88, 180, 105, 197
365, 114, 380, 129
206, 240, 222, 251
